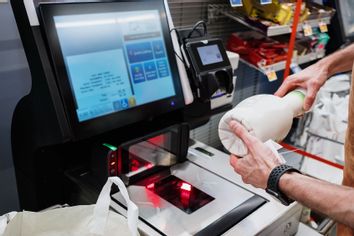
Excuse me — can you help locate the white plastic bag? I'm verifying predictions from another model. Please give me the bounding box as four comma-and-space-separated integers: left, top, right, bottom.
0, 212, 16, 235
1, 177, 139, 236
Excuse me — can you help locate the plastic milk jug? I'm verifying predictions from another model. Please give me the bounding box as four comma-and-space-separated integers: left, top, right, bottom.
218, 89, 306, 156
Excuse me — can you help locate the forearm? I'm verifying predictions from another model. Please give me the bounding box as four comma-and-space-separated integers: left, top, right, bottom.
317, 44, 354, 77
279, 172, 354, 228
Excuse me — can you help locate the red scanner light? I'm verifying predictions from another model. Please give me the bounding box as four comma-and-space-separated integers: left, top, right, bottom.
146, 183, 155, 189
146, 163, 153, 169
180, 183, 192, 192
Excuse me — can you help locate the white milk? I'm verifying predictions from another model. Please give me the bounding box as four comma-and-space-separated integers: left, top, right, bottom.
218, 89, 306, 156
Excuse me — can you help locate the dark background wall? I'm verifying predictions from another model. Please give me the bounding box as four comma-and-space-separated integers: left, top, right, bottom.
0, 1, 32, 214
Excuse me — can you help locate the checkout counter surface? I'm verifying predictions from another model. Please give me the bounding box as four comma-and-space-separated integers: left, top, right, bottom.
111, 140, 302, 236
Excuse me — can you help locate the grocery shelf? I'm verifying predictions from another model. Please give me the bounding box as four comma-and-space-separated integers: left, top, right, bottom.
238, 49, 325, 74
259, 49, 325, 72
208, 4, 332, 37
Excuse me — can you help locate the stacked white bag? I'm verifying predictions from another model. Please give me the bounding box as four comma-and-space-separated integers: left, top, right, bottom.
293, 73, 351, 166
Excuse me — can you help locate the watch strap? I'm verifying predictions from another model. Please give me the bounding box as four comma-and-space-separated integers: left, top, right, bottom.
266, 164, 301, 206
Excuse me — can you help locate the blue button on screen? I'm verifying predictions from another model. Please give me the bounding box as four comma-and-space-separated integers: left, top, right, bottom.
156, 60, 169, 78
120, 98, 129, 109
152, 40, 166, 59
126, 42, 154, 63
144, 61, 158, 80
130, 64, 145, 83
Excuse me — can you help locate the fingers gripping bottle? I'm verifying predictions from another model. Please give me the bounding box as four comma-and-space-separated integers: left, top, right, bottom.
218, 89, 306, 156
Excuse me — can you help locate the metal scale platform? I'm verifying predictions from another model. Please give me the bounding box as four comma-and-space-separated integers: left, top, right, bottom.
63, 132, 301, 235
110, 126, 301, 235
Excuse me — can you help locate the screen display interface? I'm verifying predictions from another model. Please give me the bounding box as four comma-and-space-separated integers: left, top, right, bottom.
229, 0, 242, 7
197, 45, 223, 66
260, 0, 272, 4
54, 10, 176, 122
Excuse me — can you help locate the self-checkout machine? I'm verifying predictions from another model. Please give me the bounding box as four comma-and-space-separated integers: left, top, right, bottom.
10, 0, 301, 235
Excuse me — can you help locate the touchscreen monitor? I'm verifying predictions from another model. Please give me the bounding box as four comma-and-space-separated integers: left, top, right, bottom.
39, 1, 184, 138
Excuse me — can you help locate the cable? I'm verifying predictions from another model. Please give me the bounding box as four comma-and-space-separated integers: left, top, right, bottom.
170, 28, 181, 44
170, 20, 209, 68
186, 20, 207, 39
170, 27, 187, 67
174, 51, 185, 64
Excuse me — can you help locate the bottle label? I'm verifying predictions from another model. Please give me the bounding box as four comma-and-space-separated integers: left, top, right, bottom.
289, 90, 305, 101
287, 90, 306, 117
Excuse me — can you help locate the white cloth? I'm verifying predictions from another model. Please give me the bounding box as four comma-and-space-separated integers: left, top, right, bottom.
0, 212, 16, 235
218, 111, 250, 156
218, 94, 292, 156
218, 110, 285, 163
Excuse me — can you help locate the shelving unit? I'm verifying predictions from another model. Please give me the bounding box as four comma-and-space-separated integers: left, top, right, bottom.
258, 49, 325, 72
208, 4, 334, 37
235, 49, 325, 74
208, 3, 333, 78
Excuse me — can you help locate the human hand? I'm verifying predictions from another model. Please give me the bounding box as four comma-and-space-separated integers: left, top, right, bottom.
229, 120, 282, 189
275, 62, 329, 111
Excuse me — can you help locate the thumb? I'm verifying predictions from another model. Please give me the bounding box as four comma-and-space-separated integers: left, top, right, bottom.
229, 120, 258, 152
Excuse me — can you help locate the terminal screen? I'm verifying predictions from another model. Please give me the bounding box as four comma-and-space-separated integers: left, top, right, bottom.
229, 0, 242, 7
197, 45, 223, 66
260, 0, 272, 4
54, 10, 176, 122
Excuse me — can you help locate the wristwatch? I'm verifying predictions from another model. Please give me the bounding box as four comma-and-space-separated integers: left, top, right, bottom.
266, 164, 301, 206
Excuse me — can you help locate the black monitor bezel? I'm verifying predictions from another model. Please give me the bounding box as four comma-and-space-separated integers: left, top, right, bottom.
335, 1, 354, 42
38, 0, 185, 140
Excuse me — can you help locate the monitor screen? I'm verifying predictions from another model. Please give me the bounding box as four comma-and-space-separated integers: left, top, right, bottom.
39, 1, 184, 138
54, 10, 175, 122
187, 39, 229, 72
197, 45, 223, 66
260, 0, 272, 5
229, 0, 242, 7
